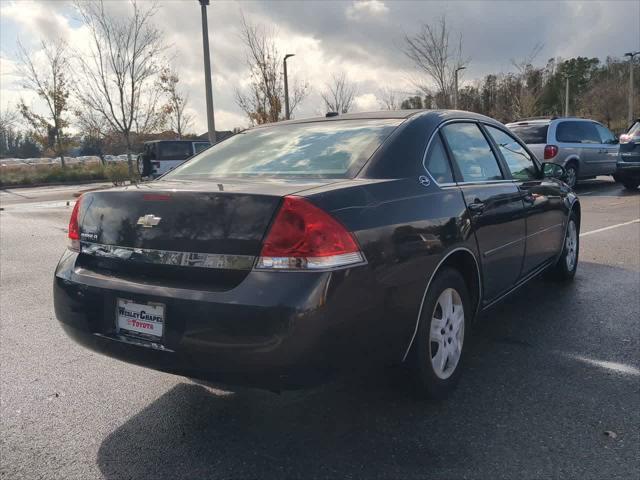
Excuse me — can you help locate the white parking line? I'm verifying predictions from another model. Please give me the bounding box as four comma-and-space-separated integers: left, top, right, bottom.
580, 219, 640, 237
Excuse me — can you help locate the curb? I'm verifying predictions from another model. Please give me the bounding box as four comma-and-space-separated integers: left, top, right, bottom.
0, 180, 112, 190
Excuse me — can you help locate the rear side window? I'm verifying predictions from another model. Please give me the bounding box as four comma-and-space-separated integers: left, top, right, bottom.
508, 124, 549, 144
441, 123, 503, 182
423, 135, 454, 183
158, 142, 194, 160
556, 121, 601, 144
485, 126, 537, 181
193, 142, 211, 154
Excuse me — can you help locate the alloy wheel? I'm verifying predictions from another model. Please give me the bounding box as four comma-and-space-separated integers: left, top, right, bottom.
566, 166, 577, 188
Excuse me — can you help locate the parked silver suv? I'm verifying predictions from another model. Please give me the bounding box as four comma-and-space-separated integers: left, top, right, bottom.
507, 117, 619, 188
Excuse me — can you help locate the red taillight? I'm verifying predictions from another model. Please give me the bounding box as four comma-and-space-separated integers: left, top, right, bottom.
256, 196, 364, 270
544, 144, 558, 160
68, 196, 82, 251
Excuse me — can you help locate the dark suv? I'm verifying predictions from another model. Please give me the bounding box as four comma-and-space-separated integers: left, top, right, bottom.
614, 119, 640, 190
507, 117, 619, 188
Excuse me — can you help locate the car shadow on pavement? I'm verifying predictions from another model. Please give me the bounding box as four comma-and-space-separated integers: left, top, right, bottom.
96, 262, 639, 479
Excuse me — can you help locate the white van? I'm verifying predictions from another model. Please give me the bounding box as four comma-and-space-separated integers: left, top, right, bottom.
137, 140, 211, 178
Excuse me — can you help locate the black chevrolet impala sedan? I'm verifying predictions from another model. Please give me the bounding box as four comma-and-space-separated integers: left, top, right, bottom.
54, 110, 580, 398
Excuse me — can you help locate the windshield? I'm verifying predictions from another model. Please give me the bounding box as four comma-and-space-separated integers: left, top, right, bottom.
508, 124, 549, 144
163, 119, 401, 179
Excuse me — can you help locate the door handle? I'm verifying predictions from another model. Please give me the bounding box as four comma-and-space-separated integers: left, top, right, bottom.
467, 201, 485, 214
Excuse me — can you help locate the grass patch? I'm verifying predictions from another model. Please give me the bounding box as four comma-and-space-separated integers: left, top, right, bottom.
0, 162, 136, 187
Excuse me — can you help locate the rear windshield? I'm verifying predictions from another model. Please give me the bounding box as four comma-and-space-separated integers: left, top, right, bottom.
508, 124, 549, 144
157, 142, 194, 160
163, 119, 401, 179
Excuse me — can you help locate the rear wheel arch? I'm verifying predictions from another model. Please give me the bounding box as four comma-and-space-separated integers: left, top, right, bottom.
564, 157, 580, 174
440, 250, 482, 318
402, 247, 482, 362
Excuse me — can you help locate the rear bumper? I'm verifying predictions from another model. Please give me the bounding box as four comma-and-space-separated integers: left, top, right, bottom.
53, 250, 389, 389
615, 160, 640, 181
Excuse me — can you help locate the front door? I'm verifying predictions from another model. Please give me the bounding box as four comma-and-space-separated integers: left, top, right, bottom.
483, 125, 565, 274
440, 122, 526, 302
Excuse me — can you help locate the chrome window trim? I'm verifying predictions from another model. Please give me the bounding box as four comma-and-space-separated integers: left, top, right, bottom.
80, 242, 256, 270
401, 246, 482, 363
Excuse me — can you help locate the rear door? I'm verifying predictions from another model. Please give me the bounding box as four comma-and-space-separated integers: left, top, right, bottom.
554, 121, 591, 175
483, 124, 565, 273
440, 122, 526, 302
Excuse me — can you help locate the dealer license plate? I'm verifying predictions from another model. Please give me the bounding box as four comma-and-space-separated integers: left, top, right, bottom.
116, 298, 165, 340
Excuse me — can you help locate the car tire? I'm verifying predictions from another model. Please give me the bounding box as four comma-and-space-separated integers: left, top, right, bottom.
565, 163, 578, 189
549, 210, 579, 281
409, 267, 471, 400
622, 180, 639, 191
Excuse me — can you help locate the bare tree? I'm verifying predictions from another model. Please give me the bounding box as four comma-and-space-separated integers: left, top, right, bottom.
235, 15, 308, 125
0, 104, 19, 133
16, 39, 71, 166
74, 0, 166, 175
159, 67, 193, 138
378, 87, 400, 110
404, 16, 469, 108
509, 44, 545, 119
321, 73, 357, 114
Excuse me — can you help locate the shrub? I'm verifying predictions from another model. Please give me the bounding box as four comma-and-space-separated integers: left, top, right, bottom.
0, 161, 138, 187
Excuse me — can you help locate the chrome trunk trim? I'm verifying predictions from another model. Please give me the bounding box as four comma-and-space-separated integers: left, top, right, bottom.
80, 242, 255, 270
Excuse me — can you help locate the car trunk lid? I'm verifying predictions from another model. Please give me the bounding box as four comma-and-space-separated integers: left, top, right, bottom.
74, 178, 343, 290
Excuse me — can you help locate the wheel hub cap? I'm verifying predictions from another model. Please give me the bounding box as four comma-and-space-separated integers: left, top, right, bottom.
429, 288, 464, 379
565, 220, 577, 270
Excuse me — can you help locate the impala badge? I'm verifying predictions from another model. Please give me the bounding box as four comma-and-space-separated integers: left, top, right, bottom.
137, 214, 162, 228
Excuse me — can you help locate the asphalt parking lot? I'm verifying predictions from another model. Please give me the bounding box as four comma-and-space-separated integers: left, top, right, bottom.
1, 179, 639, 480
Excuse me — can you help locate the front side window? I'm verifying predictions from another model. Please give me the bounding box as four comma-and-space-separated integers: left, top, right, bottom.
485, 125, 537, 181
441, 123, 503, 182
594, 124, 616, 144
423, 134, 454, 183
163, 119, 401, 179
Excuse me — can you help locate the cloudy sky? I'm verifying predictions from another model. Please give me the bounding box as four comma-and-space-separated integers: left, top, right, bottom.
1, 0, 638, 134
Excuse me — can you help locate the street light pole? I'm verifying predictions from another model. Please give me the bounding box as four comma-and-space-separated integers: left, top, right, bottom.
199, 0, 216, 144
624, 52, 639, 125
453, 66, 466, 110
564, 76, 570, 117
283, 54, 295, 120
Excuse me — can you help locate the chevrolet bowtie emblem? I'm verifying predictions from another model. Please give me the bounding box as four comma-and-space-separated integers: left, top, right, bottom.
137, 214, 162, 228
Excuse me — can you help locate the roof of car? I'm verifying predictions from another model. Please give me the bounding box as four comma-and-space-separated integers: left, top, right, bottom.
507, 117, 598, 127
253, 109, 503, 129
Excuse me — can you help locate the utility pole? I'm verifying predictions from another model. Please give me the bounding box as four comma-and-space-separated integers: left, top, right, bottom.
199, 0, 216, 143
283, 54, 295, 120
453, 66, 466, 110
624, 52, 639, 125
564, 75, 570, 117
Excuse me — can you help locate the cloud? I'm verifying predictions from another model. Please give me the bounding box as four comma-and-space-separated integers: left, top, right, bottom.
0, 0, 638, 136
346, 1, 389, 20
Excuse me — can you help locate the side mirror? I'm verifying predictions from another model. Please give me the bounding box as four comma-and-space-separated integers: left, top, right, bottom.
541, 162, 567, 181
